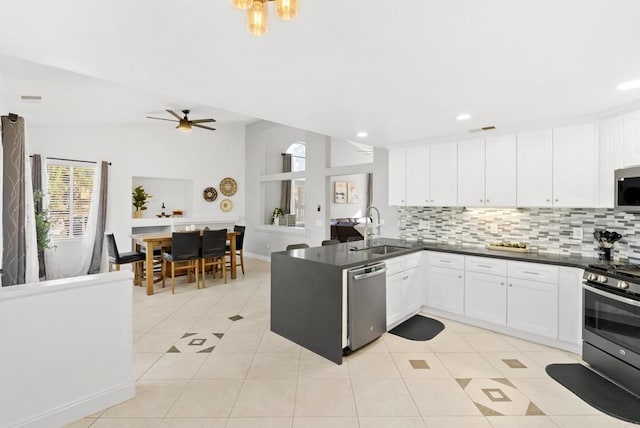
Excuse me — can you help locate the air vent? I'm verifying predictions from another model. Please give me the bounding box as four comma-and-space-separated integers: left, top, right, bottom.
468, 125, 496, 133
20, 95, 42, 103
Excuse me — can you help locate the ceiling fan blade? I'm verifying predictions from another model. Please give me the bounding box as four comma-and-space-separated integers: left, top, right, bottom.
190, 118, 217, 124
192, 124, 217, 131
166, 110, 183, 120
147, 116, 178, 122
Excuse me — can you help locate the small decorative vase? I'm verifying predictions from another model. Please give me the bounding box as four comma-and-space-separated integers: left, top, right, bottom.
134, 210, 143, 219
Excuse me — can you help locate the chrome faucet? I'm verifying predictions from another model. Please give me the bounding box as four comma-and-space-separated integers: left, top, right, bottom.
364, 205, 382, 247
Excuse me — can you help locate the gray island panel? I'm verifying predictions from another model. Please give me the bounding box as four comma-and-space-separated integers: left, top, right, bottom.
271, 252, 345, 364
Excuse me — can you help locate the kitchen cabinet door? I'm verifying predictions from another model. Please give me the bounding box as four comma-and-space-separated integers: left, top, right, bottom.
403, 266, 422, 315
553, 124, 597, 207
430, 142, 458, 206
507, 277, 558, 339
457, 138, 486, 206
558, 267, 582, 345
598, 116, 624, 208
386, 271, 406, 328
406, 145, 431, 206
485, 134, 517, 207
388, 148, 407, 206
623, 110, 640, 167
517, 129, 553, 207
465, 271, 507, 326
427, 266, 464, 315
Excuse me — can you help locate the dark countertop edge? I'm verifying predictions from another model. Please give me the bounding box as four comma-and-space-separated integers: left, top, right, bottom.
273, 238, 599, 270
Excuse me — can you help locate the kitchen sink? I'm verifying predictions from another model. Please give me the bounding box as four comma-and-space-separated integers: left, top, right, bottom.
359, 245, 408, 255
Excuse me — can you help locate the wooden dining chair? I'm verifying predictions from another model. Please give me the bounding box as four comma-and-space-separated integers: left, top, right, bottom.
201, 229, 227, 287
226, 225, 246, 275
162, 231, 201, 294
105, 233, 145, 285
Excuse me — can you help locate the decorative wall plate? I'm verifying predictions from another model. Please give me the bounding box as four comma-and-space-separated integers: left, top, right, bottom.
220, 199, 233, 212
219, 177, 237, 196
203, 187, 218, 202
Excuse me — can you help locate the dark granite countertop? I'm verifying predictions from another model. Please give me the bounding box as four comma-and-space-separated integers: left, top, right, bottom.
276, 238, 600, 270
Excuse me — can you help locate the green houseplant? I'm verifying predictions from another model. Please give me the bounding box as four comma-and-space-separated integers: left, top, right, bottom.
271, 207, 285, 224
132, 185, 152, 218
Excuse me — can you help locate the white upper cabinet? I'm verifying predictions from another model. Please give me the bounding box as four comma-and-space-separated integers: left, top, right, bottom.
517, 129, 553, 207
598, 116, 624, 207
430, 142, 458, 206
552, 124, 597, 207
623, 110, 640, 167
457, 138, 486, 206
485, 134, 517, 207
406, 145, 431, 206
388, 148, 407, 206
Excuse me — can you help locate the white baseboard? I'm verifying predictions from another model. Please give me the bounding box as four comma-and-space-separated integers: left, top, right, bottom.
9, 381, 135, 428
245, 252, 271, 263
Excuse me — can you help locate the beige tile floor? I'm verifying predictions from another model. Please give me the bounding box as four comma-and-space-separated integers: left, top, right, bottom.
67, 259, 637, 428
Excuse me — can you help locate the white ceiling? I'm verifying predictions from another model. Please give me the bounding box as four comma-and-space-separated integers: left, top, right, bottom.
1, 0, 640, 146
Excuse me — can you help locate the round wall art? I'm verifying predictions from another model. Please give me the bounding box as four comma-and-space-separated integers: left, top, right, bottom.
220, 199, 233, 212
219, 177, 237, 196
203, 187, 218, 202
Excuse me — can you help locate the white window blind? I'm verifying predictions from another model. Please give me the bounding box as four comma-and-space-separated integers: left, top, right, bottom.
46, 162, 95, 239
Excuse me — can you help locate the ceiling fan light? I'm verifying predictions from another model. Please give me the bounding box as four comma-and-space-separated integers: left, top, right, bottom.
231, 0, 253, 10
178, 121, 192, 132
248, 0, 268, 36
276, 0, 298, 20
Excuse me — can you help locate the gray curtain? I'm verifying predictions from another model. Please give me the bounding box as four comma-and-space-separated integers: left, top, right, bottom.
2, 115, 26, 286
88, 161, 109, 274
280, 153, 292, 214
31, 154, 46, 279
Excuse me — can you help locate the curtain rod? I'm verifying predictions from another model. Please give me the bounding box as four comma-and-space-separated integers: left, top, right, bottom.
28, 155, 111, 165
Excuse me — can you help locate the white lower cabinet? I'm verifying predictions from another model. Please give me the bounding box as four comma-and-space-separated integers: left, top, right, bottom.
427, 265, 464, 315
558, 267, 583, 345
464, 271, 507, 325
507, 277, 558, 339
386, 253, 422, 328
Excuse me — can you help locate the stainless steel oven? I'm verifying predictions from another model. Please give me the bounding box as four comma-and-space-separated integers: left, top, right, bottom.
583, 267, 640, 396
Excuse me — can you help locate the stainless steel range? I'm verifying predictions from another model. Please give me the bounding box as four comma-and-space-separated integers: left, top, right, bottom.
583, 263, 640, 396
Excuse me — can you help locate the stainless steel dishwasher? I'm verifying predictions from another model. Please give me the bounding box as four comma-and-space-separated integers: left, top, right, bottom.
347, 261, 387, 351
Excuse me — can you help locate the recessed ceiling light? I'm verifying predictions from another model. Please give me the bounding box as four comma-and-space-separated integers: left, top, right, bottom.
616, 79, 640, 91
356, 131, 368, 138
456, 113, 471, 121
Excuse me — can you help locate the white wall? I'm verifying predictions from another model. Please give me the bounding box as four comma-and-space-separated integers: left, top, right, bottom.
27, 124, 245, 276
330, 138, 373, 167
329, 173, 368, 220
0, 271, 134, 427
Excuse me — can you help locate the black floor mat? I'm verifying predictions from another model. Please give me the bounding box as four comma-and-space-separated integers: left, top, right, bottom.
546, 363, 640, 424
389, 314, 445, 341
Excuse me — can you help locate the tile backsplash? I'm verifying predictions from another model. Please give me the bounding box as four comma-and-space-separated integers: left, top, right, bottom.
398, 207, 640, 261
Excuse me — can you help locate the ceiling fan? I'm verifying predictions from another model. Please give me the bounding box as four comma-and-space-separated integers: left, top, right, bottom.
146, 109, 216, 132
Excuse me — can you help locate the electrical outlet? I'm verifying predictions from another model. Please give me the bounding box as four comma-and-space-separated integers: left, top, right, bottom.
572, 227, 583, 240
490, 224, 498, 234
266, 243, 270, 249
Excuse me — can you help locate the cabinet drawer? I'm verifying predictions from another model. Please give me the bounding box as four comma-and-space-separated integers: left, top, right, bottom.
508, 261, 558, 284
465, 256, 507, 276
427, 252, 464, 270
385, 252, 421, 276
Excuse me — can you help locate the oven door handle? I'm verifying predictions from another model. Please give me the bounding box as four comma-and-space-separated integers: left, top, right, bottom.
583, 283, 640, 307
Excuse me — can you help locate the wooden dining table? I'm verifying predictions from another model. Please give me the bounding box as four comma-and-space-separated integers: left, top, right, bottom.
130, 231, 239, 295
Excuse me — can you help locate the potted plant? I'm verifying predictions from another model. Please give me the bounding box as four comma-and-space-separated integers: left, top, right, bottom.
271, 207, 285, 224
132, 185, 152, 218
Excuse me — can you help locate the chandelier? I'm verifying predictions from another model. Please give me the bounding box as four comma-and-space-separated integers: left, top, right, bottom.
231, 0, 298, 36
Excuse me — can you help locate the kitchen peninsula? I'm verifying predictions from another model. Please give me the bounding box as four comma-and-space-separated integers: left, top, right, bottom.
271, 239, 598, 364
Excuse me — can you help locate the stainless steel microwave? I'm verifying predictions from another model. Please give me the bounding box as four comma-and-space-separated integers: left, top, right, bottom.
615, 166, 640, 212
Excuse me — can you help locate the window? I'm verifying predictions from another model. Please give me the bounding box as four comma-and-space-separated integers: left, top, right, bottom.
288, 142, 305, 172
46, 162, 95, 239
